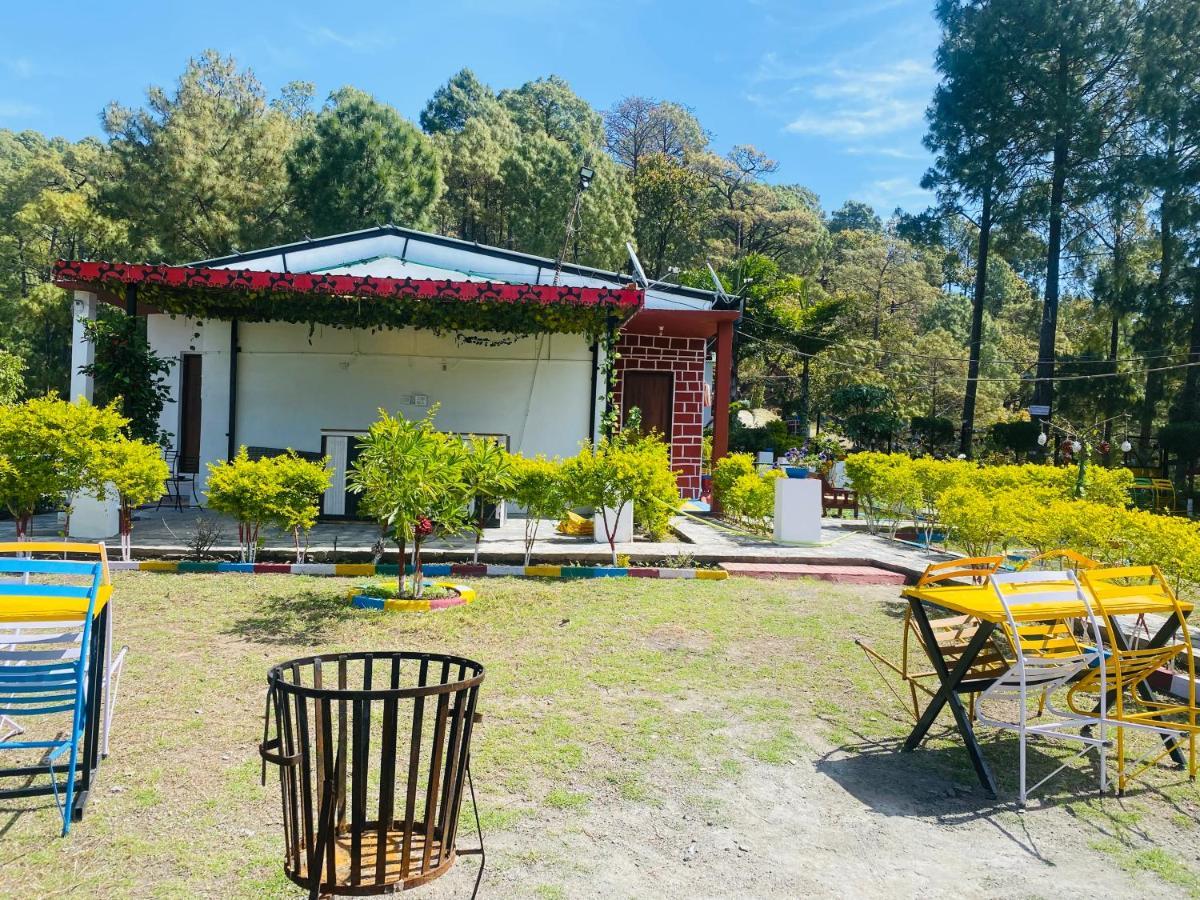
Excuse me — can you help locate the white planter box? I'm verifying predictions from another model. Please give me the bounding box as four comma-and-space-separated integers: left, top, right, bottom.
592, 505, 633, 544
70, 484, 120, 540
773, 476, 822, 544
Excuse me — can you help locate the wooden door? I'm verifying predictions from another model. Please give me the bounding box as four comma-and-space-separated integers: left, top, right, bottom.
622, 371, 673, 439
178, 354, 202, 473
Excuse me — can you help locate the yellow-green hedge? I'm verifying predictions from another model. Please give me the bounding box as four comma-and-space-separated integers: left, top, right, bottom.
713, 452, 783, 533
843, 452, 1200, 595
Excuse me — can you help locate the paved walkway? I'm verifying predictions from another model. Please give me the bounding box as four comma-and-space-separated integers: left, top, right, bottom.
2, 507, 950, 578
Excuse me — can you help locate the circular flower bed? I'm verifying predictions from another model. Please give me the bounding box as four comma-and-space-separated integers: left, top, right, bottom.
348, 578, 476, 613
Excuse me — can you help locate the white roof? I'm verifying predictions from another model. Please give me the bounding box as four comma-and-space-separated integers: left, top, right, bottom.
199, 226, 722, 313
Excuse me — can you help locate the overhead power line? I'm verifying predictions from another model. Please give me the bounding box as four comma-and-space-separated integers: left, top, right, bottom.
738, 333, 1200, 385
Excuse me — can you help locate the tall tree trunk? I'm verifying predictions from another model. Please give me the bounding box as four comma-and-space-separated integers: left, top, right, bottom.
1103, 311, 1120, 442
1142, 141, 1177, 450
1179, 278, 1200, 424
960, 186, 993, 457
1033, 128, 1069, 433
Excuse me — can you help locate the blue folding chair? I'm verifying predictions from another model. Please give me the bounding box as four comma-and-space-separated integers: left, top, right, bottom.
0, 557, 104, 836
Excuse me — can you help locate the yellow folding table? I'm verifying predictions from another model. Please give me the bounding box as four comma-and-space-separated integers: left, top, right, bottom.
901, 577, 1193, 796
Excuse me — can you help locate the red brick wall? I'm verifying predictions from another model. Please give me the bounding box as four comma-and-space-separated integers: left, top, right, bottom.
613, 332, 707, 497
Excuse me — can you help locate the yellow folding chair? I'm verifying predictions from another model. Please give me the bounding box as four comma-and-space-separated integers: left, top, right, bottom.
1066, 565, 1198, 794
1018, 549, 1101, 572
858, 556, 1008, 722
1151, 479, 1177, 512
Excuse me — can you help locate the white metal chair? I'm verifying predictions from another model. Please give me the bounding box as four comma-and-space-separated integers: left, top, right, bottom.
974, 569, 1111, 805
0, 543, 128, 757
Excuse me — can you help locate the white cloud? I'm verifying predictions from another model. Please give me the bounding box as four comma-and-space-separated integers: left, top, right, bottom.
0, 101, 38, 118
301, 26, 393, 53
4, 58, 34, 79
846, 145, 926, 160
861, 176, 931, 211
780, 59, 933, 139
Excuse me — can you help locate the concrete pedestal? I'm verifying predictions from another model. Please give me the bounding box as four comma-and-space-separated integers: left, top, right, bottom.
773, 477, 822, 544
70, 485, 120, 539
593, 505, 633, 544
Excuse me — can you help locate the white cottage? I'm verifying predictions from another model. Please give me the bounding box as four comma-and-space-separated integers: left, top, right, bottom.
55, 226, 738, 514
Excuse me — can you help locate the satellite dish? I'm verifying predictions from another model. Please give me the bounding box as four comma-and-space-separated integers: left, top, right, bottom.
626, 242, 649, 287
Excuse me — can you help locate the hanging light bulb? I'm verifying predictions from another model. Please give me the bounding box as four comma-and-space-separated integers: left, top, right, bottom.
1037, 431, 1048, 446
1120, 439, 1132, 453
1070, 440, 1082, 454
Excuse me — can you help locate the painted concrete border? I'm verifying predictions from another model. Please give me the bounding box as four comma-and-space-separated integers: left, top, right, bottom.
350, 580, 478, 613
108, 560, 728, 581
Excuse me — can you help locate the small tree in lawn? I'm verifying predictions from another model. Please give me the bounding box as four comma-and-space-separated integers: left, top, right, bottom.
0, 395, 126, 539
269, 452, 332, 563
349, 408, 466, 598
97, 436, 170, 561
406, 430, 468, 596
461, 437, 516, 564
562, 438, 637, 566
510, 455, 567, 566
205, 448, 279, 562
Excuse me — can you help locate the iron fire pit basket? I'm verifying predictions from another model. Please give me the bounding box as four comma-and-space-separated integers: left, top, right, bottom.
260, 651, 485, 898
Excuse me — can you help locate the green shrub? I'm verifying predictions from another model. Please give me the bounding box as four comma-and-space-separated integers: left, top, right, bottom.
511, 454, 567, 566
206, 448, 331, 564
623, 434, 680, 542
269, 452, 333, 563
910, 415, 955, 451
725, 470, 780, 528
935, 484, 1024, 557
205, 449, 279, 562
991, 420, 1041, 458
713, 453, 756, 507
348, 407, 466, 595
96, 436, 170, 561
462, 437, 517, 563
843, 452, 905, 533
0, 394, 127, 537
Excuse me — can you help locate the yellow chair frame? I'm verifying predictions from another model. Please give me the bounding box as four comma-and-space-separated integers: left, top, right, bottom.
858, 556, 1007, 722
1067, 565, 1198, 794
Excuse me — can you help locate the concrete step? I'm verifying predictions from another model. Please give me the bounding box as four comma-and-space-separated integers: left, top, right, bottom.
720, 562, 907, 585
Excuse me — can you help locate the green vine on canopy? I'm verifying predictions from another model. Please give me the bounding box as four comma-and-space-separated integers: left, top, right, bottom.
137, 283, 630, 340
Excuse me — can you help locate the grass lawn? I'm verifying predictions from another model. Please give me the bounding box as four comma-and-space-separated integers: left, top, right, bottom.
3, 573, 1200, 898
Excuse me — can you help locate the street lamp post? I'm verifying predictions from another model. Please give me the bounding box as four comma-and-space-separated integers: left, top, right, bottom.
552, 165, 595, 286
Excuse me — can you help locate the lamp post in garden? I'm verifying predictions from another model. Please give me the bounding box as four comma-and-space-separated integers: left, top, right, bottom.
552, 164, 595, 285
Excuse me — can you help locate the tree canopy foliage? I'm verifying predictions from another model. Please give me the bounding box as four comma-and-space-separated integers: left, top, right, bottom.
4, 18, 1200, 487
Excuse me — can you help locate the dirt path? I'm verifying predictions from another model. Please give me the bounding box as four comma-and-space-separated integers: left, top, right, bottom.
426, 732, 1193, 899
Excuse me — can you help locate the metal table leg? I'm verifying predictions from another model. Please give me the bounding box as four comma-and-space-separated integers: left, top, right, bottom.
903, 597, 998, 796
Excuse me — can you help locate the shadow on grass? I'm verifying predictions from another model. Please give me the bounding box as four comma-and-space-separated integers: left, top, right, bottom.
223, 588, 360, 645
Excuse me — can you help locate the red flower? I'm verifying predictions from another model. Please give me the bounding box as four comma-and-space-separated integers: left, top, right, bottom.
415, 516, 434, 538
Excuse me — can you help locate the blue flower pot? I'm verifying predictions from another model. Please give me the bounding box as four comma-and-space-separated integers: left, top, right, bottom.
784, 466, 810, 479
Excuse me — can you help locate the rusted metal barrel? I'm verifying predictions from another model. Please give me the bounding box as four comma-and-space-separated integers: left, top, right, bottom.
260, 652, 484, 898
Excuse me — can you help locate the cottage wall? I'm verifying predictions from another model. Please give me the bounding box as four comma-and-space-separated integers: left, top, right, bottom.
613, 333, 707, 498
147, 316, 597, 494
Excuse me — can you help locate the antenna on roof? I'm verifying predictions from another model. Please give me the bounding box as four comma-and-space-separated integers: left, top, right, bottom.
706, 262, 729, 301
626, 241, 648, 288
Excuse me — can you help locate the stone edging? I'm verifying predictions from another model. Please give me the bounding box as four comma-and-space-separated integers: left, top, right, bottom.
350, 580, 477, 613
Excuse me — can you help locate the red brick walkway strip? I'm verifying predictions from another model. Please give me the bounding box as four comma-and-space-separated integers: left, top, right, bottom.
720, 562, 906, 585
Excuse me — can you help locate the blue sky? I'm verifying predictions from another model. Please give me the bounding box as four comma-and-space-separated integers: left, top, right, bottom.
0, 0, 939, 215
